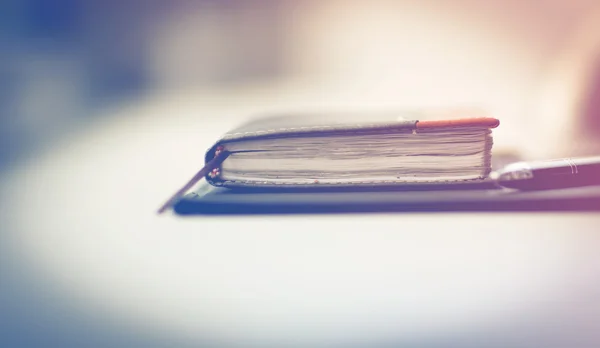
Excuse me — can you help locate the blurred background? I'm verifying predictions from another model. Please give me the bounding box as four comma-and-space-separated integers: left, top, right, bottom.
2, 0, 600, 168
3, 1, 600, 347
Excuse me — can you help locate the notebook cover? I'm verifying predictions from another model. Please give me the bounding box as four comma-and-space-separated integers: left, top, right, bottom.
203, 112, 500, 188
173, 185, 600, 215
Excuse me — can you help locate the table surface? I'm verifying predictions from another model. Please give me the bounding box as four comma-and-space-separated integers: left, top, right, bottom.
2, 92, 600, 347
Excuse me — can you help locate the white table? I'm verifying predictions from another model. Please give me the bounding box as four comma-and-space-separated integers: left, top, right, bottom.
2, 91, 600, 347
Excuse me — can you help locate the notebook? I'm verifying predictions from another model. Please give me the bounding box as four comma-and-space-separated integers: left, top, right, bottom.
159, 111, 500, 213
174, 184, 600, 215
204, 112, 499, 188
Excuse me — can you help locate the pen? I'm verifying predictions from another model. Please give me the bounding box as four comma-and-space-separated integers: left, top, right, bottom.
491, 156, 600, 190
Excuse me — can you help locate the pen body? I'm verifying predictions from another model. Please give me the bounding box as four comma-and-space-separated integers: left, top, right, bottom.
494, 157, 600, 190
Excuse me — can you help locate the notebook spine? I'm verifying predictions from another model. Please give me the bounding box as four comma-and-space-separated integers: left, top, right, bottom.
208, 145, 225, 179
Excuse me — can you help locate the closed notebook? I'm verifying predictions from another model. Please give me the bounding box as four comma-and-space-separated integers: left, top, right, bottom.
204, 112, 499, 187
158, 111, 500, 212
